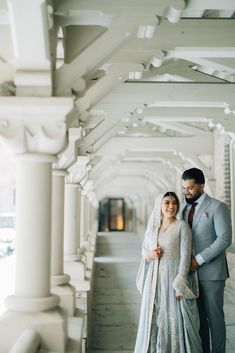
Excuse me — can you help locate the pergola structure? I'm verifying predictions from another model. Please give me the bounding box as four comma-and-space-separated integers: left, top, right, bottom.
0, 0, 235, 352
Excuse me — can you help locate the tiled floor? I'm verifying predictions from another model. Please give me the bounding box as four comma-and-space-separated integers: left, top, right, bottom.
88, 231, 235, 353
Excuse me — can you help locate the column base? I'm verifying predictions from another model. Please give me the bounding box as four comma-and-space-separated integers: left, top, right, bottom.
64, 260, 86, 282
51, 283, 76, 316
64, 254, 80, 262
77, 247, 87, 271
51, 273, 70, 286
0, 307, 67, 352
5, 293, 60, 312
77, 247, 85, 260
85, 249, 95, 271
82, 240, 91, 251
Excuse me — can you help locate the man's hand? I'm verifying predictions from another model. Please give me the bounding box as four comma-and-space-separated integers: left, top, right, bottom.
190, 256, 199, 272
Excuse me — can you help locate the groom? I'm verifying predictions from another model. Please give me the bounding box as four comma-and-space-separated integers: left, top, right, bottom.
181, 168, 232, 353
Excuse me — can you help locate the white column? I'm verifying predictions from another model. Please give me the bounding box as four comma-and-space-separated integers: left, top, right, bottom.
82, 196, 96, 271
76, 186, 83, 256
64, 183, 79, 260
51, 170, 75, 316
6, 154, 59, 310
87, 198, 96, 251
230, 137, 235, 243
0, 96, 73, 352
80, 193, 86, 247
84, 197, 90, 248
64, 183, 86, 282
0, 153, 67, 353
89, 203, 96, 236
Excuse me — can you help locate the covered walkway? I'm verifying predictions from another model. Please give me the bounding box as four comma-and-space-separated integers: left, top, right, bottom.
0, 0, 235, 352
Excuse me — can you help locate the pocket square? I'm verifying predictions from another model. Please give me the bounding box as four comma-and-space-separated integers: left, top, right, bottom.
201, 212, 208, 218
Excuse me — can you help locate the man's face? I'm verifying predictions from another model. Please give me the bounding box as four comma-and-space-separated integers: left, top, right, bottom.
182, 178, 204, 204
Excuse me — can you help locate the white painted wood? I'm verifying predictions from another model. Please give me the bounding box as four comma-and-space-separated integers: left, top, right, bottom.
9, 329, 40, 353
64, 183, 80, 260
7, 0, 52, 95
51, 169, 70, 280
0, 1, 235, 350
229, 136, 235, 242
96, 136, 212, 155
55, 0, 186, 16
12, 155, 52, 295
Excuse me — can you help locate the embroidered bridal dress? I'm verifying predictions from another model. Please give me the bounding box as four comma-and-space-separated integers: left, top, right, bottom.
134, 196, 202, 353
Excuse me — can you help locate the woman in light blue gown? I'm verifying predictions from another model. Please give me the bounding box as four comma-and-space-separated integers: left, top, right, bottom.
134, 192, 202, 353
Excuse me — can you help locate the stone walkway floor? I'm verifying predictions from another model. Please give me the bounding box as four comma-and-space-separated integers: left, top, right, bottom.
88, 231, 235, 353
88, 231, 141, 353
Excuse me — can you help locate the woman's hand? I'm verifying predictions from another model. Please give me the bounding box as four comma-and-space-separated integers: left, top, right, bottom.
176, 292, 182, 300
155, 246, 162, 259
146, 246, 162, 260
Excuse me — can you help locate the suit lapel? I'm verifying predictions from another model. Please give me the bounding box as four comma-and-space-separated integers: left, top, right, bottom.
192, 194, 212, 231
181, 203, 187, 221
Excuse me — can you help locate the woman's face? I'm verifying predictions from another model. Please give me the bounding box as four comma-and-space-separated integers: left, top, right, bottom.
161, 196, 178, 218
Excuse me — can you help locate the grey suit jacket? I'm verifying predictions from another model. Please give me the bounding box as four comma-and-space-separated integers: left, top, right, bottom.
181, 194, 232, 281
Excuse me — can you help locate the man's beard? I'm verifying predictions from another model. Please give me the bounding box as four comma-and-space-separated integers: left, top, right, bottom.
185, 193, 202, 204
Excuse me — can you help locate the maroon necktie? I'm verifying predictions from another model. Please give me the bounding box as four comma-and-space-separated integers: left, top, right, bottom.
188, 202, 197, 228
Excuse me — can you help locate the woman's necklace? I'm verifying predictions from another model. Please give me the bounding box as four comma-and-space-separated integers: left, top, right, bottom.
161, 217, 176, 231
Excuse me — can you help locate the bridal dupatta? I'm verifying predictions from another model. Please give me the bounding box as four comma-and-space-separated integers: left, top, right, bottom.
134, 195, 202, 353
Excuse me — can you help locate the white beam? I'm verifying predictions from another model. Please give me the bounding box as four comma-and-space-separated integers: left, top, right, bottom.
154, 121, 209, 135
170, 47, 235, 58
142, 107, 235, 133
75, 63, 144, 115
177, 57, 235, 74
54, 10, 114, 27
127, 19, 235, 50
186, 0, 235, 11
83, 117, 120, 146
54, 0, 186, 17
142, 107, 224, 119
97, 136, 212, 155
121, 150, 176, 159
142, 60, 223, 83
92, 120, 128, 152
7, 0, 52, 95
54, 16, 147, 96
98, 82, 235, 107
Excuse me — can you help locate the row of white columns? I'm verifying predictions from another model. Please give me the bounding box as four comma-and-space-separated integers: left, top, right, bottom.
230, 136, 235, 244
0, 153, 97, 352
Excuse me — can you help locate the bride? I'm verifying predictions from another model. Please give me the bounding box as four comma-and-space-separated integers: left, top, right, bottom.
134, 192, 202, 353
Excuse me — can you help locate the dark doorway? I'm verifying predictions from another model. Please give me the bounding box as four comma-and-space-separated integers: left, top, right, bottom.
98, 198, 125, 231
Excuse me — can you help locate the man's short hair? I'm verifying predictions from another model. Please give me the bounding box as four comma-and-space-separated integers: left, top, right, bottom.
182, 168, 205, 184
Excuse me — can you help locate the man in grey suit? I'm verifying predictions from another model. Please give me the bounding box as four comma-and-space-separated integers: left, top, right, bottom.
181, 168, 232, 353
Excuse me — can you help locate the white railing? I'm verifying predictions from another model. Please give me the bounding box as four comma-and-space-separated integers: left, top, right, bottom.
9, 329, 40, 353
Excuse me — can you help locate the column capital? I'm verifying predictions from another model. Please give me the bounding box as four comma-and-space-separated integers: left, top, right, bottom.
65, 182, 80, 188
54, 128, 83, 170
0, 97, 73, 155
52, 169, 69, 177
66, 156, 90, 184
14, 153, 56, 163
64, 182, 82, 191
